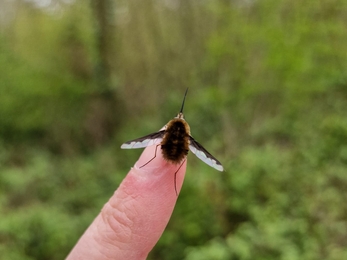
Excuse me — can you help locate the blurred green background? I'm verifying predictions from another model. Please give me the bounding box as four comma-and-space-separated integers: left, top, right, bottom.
1, 0, 347, 259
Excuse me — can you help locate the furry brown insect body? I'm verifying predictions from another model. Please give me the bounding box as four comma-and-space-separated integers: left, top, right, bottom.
161, 115, 190, 164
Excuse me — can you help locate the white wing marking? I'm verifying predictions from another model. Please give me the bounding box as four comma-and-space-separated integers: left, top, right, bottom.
189, 136, 224, 171
121, 130, 165, 149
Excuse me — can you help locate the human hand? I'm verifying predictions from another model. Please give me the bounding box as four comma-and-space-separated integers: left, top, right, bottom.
66, 144, 187, 260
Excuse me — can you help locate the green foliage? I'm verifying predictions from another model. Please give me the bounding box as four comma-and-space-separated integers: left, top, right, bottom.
1, 0, 347, 259
0, 147, 123, 259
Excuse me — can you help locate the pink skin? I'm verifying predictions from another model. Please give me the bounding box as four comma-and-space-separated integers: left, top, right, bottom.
66, 144, 187, 260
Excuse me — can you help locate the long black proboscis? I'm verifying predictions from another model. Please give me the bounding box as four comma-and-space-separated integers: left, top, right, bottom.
180, 88, 189, 114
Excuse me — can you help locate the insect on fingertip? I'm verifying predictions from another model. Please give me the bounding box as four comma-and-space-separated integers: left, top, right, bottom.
121, 89, 224, 194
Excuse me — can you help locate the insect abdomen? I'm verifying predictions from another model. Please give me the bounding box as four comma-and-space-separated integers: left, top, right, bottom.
161, 119, 189, 164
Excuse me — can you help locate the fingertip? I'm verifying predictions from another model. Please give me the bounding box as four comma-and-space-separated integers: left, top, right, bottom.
103, 145, 187, 257
134, 144, 187, 193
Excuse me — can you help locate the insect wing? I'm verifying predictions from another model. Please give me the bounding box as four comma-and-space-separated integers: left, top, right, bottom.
121, 130, 165, 149
189, 136, 224, 171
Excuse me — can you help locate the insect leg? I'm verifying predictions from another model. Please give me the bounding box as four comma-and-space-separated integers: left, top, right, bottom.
174, 158, 187, 196
139, 144, 160, 168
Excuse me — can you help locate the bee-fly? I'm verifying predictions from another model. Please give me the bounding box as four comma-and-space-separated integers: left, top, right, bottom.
121, 88, 224, 193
